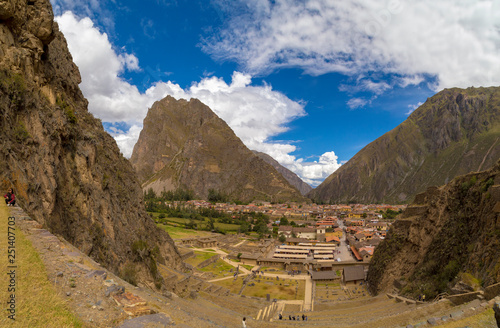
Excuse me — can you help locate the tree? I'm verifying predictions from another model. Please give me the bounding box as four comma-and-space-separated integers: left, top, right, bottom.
279, 234, 286, 243
280, 216, 289, 226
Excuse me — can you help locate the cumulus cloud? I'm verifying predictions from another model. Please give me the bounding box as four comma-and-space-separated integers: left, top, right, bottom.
204, 0, 500, 91
56, 12, 339, 186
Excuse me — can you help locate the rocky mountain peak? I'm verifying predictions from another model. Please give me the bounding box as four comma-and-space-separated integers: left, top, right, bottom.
131, 96, 307, 203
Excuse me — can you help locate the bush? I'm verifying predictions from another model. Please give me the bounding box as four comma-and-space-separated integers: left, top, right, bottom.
121, 263, 138, 286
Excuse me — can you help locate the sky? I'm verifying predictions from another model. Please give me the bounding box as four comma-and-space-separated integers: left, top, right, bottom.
50, 0, 500, 187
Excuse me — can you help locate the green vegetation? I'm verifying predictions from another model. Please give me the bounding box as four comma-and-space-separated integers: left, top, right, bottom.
148, 199, 271, 237
184, 251, 218, 267
0, 204, 83, 327
14, 121, 30, 142
155, 223, 213, 239
56, 96, 77, 124
207, 188, 229, 203
127, 239, 163, 289
198, 259, 236, 278
378, 208, 402, 219
145, 187, 194, 202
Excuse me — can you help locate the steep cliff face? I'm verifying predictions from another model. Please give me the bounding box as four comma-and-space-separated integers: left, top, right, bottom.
0, 0, 184, 288
130, 96, 306, 203
252, 151, 312, 196
309, 87, 500, 204
367, 161, 500, 299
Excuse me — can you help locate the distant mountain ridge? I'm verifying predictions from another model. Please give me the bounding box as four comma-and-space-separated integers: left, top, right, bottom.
309, 87, 500, 204
130, 96, 306, 203
252, 150, 312, 195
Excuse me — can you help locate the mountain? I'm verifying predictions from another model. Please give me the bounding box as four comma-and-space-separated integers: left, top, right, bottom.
252, 150, 312, 195
0, 0, 183, 288
367, 161, 500, 299
309, 87, 500, 204
130, 96, 306, 203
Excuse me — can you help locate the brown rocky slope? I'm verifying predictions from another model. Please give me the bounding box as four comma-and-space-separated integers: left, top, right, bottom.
0, 0, 184, 289
130, 96, 306, 203
253, 150, 313, 196
309, 87, 500, 204
367, 160, 500, 299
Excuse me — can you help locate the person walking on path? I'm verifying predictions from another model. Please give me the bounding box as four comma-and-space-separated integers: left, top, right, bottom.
242, 317, 246, 328
4, 188, 15, 206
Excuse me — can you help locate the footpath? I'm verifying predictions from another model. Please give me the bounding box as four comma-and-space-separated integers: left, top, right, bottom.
0, 205, 227, 327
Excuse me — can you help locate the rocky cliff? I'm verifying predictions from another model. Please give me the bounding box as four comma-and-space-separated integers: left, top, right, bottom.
252, 150, 312, 195
309, 87, 500, 204
130, 96, 306, 203
367, 161, 500, 299
0, 0, 184, 289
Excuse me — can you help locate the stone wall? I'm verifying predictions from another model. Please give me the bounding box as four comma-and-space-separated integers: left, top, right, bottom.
485, 282, 500, 300
447, 291, 482, 305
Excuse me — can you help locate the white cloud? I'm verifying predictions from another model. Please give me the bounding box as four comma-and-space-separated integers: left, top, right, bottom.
56, 12, 338, 186
347, 98, 368, 110
204, 0, 500, 91
406, 101, 424, 116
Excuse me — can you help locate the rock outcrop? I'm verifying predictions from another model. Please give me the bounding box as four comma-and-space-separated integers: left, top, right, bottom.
130, 96, 306, 203
367, 161, 500, 299
252, 150, 312, 196
0, 0, 184, 289
309, 87, 500, 204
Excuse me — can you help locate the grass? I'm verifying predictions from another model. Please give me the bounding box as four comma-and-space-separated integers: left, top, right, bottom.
212, 275, 305, 300
241, 264, 254, 271
0, 204, 84, 327
184, 251, 218, 267
198, 259, 237, 278
436, 308, 496, 328
243, 279, 305, 300
151, 213, 241, 232
155, 223, 213, 239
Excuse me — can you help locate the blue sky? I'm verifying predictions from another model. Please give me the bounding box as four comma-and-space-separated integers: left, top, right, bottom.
50, 0, 500, 186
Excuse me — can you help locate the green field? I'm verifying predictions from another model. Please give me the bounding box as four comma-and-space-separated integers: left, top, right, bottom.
156, 223, 213, 239
151, 213, 241, 232
213, 275, 305, 300
184, 251, 219, 267
198, 259, 238, 278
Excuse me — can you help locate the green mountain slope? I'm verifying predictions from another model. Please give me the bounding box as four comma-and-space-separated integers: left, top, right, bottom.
309, 87, 500, 204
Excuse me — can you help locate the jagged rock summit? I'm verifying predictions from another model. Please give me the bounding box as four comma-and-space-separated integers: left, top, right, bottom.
130, 96, 306, 203
252, 150, 312, 196
367, 160, 500, 299
309, 86, 500, 204
0, 0, 183, 288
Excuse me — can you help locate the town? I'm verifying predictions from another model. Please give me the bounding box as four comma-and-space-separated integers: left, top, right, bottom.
150, 198, 407, 315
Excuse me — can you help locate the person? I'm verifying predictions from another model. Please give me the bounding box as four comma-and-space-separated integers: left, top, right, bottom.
242, 317, 246, 328
279, 313, 282, 320
289, 315, 292, 320
4, 188, 15, 206
302, 314, 305, 321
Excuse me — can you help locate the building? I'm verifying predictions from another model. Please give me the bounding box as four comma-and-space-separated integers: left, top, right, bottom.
342, 266, 366, 285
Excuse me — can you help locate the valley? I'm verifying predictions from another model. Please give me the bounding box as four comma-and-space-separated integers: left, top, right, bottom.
0, 0, 499, 327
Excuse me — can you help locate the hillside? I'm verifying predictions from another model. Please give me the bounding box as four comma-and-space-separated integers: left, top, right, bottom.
130, 96, 306, 203
309, 87, 500, 204
253, 150, 312, 195
367, 160, 500, 299
0, 0, 183, 289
